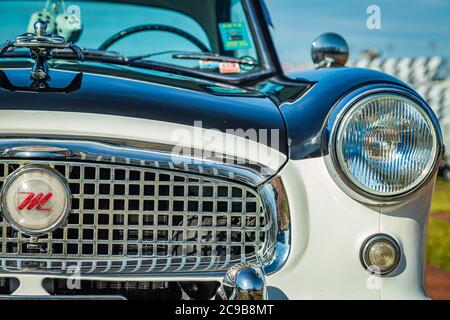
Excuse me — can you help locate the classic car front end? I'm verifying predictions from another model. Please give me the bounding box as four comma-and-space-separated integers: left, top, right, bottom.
0, 0, 444, 300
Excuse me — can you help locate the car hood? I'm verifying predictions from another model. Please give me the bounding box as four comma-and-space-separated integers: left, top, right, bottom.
0, 60, 288, 172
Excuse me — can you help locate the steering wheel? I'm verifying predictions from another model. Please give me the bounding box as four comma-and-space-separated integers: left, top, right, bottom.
98, 24, 210, 52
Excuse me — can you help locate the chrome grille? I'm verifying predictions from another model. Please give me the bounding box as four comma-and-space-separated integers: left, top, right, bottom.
49, 279, 184, 300
0, 160, 275, 274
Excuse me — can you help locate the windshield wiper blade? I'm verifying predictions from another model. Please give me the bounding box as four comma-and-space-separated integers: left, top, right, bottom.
0, 46, 127, 63
128, 50, 258, 66
53, 48, 127, 62
127, 50, 184, 62
173, 52, 257, 66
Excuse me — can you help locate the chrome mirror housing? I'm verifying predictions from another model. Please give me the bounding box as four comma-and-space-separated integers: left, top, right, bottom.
311, 32, 349, 68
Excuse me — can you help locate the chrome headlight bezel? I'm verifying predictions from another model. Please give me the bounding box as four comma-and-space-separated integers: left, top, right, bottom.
327, 85, 444, 203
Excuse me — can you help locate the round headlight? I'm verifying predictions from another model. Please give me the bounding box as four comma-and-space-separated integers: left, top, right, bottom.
333, 92, 440, 198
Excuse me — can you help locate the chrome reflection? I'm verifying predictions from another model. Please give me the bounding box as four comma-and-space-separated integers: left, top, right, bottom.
0, 137, 291, 277
311, 32, 349, 68
0, 136, 276, 187
216, 262, 266, 300
259, 176, 291, 274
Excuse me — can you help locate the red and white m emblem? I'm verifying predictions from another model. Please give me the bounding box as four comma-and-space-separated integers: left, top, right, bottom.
17, 192, 53, 211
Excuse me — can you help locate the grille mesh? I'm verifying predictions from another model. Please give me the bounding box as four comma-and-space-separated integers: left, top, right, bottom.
49, 279, 183, 300
0, 160, 274, 274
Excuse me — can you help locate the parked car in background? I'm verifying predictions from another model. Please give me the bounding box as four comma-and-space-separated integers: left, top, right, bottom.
0, 0, 444, 299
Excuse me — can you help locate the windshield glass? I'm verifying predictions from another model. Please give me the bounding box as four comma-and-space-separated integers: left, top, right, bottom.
0, 0, 263, 76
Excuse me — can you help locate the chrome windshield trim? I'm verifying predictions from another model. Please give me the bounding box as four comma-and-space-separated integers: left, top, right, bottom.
0, 136, 275, 187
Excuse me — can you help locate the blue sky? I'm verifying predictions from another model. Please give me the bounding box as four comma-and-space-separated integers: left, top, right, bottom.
265, 0, 450, 65
1, 0, 448, 67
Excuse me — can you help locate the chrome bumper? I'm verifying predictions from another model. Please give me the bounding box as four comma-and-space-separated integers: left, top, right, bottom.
216, 263, 266, 300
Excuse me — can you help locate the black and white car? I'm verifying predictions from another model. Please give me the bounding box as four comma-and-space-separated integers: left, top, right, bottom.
0, 0, 444, 299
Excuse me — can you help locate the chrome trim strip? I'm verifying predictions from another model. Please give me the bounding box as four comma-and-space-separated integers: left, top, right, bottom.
0, 136, 275, 187
259, 176, 290, 274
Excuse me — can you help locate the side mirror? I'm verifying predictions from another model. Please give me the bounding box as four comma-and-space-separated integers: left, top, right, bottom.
311, 32, 349, 68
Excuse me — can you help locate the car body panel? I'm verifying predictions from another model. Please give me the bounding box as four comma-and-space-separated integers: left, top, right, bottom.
0, 109, 287, 175
279, 67, 413, 160
265, 157, 430, 299
0, 60, 289, 158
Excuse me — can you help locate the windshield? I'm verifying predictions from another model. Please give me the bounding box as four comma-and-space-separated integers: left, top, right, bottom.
0, 0, 264, 77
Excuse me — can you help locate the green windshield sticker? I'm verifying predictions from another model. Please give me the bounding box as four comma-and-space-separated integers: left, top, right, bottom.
218, 22, 251, 50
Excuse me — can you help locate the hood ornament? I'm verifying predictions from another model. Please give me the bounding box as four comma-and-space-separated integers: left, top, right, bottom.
0, 20, 83, 80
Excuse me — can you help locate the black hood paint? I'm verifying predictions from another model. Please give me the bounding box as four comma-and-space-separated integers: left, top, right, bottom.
0, 60, 289, 155
0, 61, 418, 162
282, 67, 412, 160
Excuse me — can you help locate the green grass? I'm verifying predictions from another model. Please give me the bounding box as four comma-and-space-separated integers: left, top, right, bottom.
426, 218, 450, 272
430, 179, 450, 213
427, 179, 450, 271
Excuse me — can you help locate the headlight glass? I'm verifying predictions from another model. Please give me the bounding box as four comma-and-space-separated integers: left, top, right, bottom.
335, 93, 438, 197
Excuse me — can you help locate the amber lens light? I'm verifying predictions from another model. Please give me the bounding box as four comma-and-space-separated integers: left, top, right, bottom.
336, 93, 438, 197
362, 235, 400, 275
